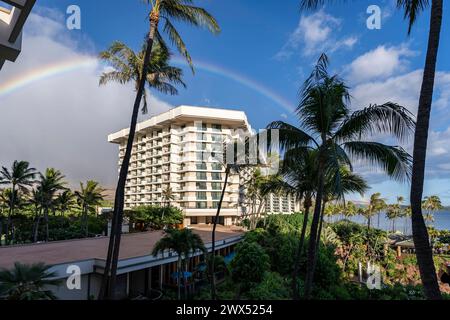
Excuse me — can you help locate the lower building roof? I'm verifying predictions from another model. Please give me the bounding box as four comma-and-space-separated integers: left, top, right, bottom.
0, 226, 244, 270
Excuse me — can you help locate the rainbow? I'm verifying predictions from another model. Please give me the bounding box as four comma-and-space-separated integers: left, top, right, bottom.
172, 57, 295, 113
0, 56, 295, 113
0, 57, 97, 98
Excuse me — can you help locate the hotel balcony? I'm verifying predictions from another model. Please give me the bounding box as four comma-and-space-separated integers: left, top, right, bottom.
0, 0, 36, 69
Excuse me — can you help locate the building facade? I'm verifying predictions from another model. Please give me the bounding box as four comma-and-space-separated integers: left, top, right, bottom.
0, 0, 35, 69
265, 193, 300, 214
109, 106, 253, 226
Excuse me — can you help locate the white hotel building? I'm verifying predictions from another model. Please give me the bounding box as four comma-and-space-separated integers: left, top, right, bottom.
108, 106, 300, 226
0, 0, 35, 70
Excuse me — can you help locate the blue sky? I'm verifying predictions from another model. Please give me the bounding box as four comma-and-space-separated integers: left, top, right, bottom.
2, 0, 450, 204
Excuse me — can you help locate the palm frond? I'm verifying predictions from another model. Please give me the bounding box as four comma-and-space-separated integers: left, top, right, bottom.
266, 121, 317, 150
334, 102, 415, 143
343, 141, 412, 182
163, 19, 193, 73
99, 71, 132, 86
397, 0, 430, 34
162, 4, 220, 34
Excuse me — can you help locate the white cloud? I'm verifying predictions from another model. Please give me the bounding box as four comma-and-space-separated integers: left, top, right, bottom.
344, 40, 450, 184
351, 69, 422, 114
0, 12, 173, 188
275, 10, 357, 59
344, 44, 416, 84
350, 68, 450, 182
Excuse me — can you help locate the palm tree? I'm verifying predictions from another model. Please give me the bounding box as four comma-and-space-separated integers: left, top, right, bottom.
160, 185, 175, 226
403, 205, 412, 234
401, 0, 444, 300
99, 41, 186, 113
161, 186, 175, 207
29, 188, 43, 243
152, 228, 206, 299
268, 54, 414, 299
36, 169, 66, 242
343, 201, 357, 221
75, 181, 105, 237
268, 148, 318, 299
55, 190, 76, 216
363, 193, 387, 231
242, 168, 280, 229
99, 1, 219, 298
0, 161, 36, 245
311, 168, 368, 290
386, 205, 400, 233
0, 262, 61, 300
386, 196, 405, 233
301, 0, 444, 301
422, 195, 443, 228
209, 162, 236, 299
0, 189, 24, 244
0, 191, 5, 246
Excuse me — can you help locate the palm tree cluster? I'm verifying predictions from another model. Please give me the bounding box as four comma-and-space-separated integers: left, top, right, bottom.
267, 53, 415, 299
300, 0, 445, 302
0, 161, 105, 245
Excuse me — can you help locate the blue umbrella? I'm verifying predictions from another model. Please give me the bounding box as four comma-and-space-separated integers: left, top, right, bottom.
171, 271, 193, 279
224, 252, 236, 265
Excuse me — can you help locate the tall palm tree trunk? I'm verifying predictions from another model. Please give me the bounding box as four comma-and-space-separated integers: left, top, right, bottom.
304, 169, 325, 299
32, 207, 41, 243
99, 11, 159, 300
210, 167, 229, 300
84, 207, 89, 238
44, 207, 49, 242
5, 184, 15, 245
291, 197, 311, 300
0, 216, 3, 246
410, 0, 443, 300
310, 199, 327, 282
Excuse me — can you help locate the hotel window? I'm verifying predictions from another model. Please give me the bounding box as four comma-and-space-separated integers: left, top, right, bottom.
196, 122, 207, 131
211, 182, 222, 190
212, 124, 222, 132
211, 172, 222, 180
196, 192, 207, 200
197, 172, 207, 180
196, 142, 207, 151
196, 182, 207, 190
211, 134, 222, 142
196, 152, 207, 161
196, 132, 207, 141
211, 192, 221, 200
211, 163, 222, 170
196, 162, 207, 170
211, 202, 219, 209
196, 201, 207, 209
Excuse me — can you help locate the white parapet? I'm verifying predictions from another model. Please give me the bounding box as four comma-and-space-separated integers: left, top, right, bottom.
0, 0, 36, 70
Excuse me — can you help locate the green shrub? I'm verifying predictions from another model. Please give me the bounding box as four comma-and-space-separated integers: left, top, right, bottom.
245, 272, 290, 300
230, 241, 270, 292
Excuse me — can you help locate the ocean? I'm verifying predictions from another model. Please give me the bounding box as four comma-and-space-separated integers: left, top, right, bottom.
333, 210, 450, 234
